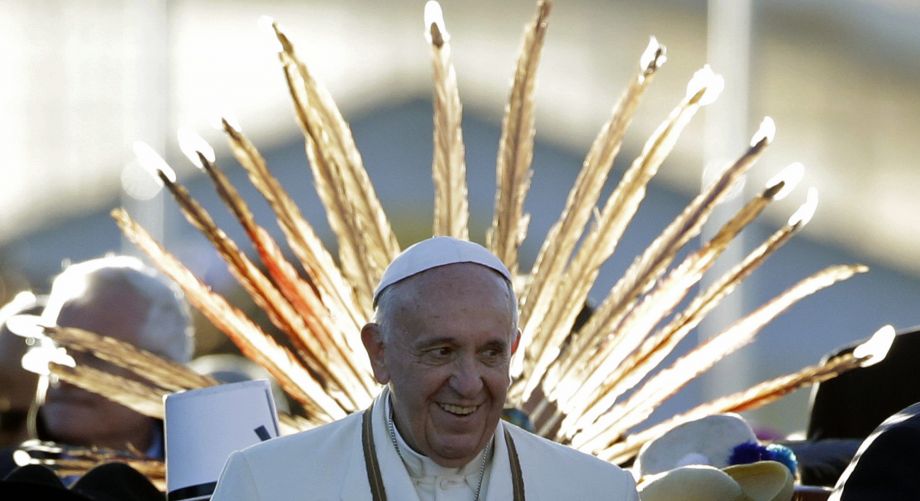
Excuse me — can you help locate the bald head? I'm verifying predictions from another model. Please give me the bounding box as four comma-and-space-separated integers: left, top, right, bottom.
37, 256, 193, 450
42, 256, 193, 362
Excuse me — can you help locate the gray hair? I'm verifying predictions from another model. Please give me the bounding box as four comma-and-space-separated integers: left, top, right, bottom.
41, 255, 194, 363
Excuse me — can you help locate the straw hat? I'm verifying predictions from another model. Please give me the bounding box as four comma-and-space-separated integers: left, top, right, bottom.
639, 461, 794, 501
724, 461, 795, 501
635, 413, 757, 477
639, 465, 743, 501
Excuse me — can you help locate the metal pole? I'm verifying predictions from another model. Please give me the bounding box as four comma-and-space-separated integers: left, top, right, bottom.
700, 0, 753, 401
121, 0, 169, 253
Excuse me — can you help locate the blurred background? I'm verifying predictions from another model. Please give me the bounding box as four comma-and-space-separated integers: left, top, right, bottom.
1, 0, 919, 436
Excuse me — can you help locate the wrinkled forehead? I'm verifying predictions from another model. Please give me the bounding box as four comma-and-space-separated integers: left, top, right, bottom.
378, 262, 517, 327
404, 261, 512, 296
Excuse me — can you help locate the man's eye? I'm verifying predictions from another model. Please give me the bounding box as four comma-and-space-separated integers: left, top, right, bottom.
480, 348, 505, 365
428, 347, 453, 359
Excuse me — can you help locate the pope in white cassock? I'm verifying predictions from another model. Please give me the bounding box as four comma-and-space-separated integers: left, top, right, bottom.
213, 236, 639, 500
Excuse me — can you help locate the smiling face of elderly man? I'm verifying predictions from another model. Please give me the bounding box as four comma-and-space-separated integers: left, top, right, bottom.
361, 262, 520, 468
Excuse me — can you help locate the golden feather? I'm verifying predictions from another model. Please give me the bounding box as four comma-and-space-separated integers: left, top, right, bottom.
278, 57, 377, 313
221, 119, 368, 359
577, 264, 867, 451
49, 362, 166, 419
552, 181, 796, 440
43, 324, 311, 434
599, 325, 893, 463
93, 2, 881, 476
196, 152, 377, 405
15, 440, 167, 490
428, 3, 470, 239
272, 24, 399, 312
541, 117, 774, 410
519, 36, 666, 353
43, 325, 216, 391
516, 66, 725, 403
554, 203, 806, 436
487, 0, 552, 275
155, 164, 377, 410
113, 209, 345, 422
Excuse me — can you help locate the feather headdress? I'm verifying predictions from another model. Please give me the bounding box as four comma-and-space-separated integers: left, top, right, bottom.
16, 0, 891, 478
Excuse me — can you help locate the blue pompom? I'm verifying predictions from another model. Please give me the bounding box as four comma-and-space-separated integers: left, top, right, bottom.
728, 440, 767, 465
764, 443, 798, 475
727, 440, 798, 476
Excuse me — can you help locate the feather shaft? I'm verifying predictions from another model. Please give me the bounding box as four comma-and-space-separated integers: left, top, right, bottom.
113, 209, 347, 421
487, 0, 552, 275
428, 8, 470, 239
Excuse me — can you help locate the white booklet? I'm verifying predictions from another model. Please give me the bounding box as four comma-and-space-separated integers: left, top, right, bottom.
164, 379, 280, 500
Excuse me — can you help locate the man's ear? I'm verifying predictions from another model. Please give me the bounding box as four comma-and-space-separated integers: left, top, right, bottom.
361, 323, 390, 384
510, 328, 521, 355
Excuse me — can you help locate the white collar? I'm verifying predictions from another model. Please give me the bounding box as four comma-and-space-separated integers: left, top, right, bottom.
339, 390, 516, 501
386, 392, 492, 481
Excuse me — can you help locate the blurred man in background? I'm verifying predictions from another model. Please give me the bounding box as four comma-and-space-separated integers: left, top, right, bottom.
1, 255, 193, 478
33, 255, 193, 452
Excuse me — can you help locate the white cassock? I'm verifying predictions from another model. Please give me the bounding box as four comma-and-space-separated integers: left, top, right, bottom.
213, 391, 638, 500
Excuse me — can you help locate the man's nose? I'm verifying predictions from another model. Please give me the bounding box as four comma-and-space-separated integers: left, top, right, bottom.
449, 357, 484, 397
